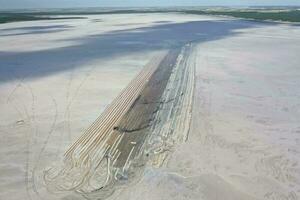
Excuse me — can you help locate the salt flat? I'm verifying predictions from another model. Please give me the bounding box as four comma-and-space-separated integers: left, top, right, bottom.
0, 13, 300, 200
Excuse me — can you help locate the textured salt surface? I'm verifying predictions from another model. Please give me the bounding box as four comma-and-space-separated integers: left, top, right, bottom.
0, 13, 300, 200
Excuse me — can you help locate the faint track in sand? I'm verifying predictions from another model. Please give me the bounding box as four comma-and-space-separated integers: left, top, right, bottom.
5, 74, 37, 200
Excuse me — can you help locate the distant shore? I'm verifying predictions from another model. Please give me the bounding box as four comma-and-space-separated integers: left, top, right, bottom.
1, 7, 300, 24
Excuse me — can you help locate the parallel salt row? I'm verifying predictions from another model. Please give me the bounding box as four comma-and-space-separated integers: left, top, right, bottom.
146, 44, 196, 167
44, 45, 196, 198
65, 54, 166, 162
45, 53, 167, 193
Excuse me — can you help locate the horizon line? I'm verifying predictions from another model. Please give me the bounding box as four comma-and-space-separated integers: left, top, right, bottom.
1, 5, 300, 11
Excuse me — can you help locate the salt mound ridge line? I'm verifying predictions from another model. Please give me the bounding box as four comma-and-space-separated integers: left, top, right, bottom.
44, 43, 196, 198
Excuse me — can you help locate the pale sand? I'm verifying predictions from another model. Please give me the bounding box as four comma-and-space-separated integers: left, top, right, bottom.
0, 13, 300, 200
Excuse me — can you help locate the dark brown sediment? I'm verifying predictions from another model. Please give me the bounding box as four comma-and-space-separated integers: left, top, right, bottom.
110, 48, 180, 169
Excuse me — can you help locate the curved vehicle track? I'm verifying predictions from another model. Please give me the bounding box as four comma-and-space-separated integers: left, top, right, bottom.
44, 44, 196, 199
